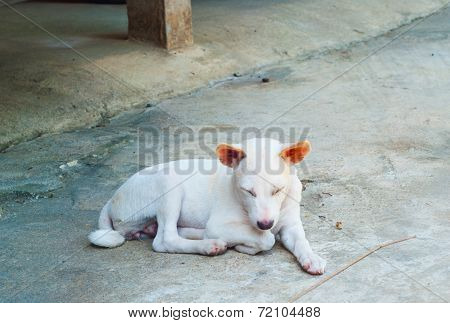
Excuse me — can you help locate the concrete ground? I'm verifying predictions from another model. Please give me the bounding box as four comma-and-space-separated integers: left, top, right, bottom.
1, 3, 450, 302
0, 0, 448, 150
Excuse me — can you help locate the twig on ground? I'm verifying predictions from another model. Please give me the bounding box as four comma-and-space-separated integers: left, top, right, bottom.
288, 235, 417, 302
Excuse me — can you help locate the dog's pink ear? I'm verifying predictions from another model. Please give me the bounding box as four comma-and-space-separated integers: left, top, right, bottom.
279, 140, 311, 164
216, 144, 246, 168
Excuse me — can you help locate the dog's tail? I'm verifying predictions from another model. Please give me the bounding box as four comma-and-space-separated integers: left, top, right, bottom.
88, 202, 125, 248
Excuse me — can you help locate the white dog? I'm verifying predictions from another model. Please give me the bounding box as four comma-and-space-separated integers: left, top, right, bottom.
89, 138, 326, 275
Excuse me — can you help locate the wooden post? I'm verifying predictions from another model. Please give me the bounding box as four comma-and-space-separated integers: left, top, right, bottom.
127, 0, 193, 50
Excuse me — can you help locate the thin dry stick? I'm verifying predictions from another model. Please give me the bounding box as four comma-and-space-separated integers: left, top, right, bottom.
288, 235, 417, 302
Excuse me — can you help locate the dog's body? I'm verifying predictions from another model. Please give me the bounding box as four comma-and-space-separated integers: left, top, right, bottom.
89, 138, 326, 274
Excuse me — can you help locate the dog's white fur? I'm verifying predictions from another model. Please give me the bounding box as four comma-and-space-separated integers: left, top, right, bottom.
89, 138, 326, 275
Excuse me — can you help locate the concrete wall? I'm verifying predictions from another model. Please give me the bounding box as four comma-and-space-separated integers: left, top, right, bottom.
1, 0, 27, 6
1, 1, 126, 5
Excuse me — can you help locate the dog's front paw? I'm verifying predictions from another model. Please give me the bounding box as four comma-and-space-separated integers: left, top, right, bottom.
204, 239, 227, 256
298, 252, 326, 275
259, 232, 276, 251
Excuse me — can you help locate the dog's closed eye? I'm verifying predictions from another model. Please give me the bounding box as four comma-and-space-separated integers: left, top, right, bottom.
242, 188, 257, 197
272, 187, 284, 195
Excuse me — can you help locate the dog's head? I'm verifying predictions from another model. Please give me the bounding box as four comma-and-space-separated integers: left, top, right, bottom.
216, 138, 310, 231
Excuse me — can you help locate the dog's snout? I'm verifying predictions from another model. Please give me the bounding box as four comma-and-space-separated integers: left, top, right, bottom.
257, 219, 274, 230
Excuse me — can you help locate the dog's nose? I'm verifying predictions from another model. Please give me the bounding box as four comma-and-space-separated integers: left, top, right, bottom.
257, 219, 274, 230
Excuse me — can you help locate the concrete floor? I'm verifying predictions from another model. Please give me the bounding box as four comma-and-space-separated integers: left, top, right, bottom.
0, 0, 448, 150
1, 3, 450, 302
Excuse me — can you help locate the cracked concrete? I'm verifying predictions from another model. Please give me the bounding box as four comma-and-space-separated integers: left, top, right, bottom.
1, 3, 450, 302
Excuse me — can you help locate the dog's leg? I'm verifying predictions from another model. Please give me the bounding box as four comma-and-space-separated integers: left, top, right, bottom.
177, 228, 205, 240
159, 229, 227, 256
153, 225, 226, 256
278, 207, 326, 275
152, 195, 227, 256
234, 244, 261, 255
125, 220, 158, 241
206, 220, 275, 254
